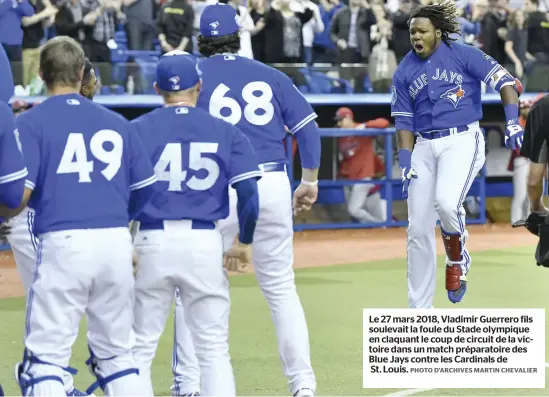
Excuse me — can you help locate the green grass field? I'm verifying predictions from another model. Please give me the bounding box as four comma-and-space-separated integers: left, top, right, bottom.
0, 245, 547, 396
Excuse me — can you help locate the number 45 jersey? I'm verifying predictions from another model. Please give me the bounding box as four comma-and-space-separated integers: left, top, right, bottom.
131, 105, 262, 223
16, 94, 157, 235
196, 54, 318, 164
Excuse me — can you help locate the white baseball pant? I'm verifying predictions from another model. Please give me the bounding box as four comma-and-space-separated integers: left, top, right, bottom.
172, 166, 316, 395
22, 227, 143, 396
132, 220, 235, 397
7, 207, 78, 393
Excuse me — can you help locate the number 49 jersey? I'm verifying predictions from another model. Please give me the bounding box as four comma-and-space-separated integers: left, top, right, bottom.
16, 94, 157, 235
131, 105, 262, 223
196, 54, 318, 164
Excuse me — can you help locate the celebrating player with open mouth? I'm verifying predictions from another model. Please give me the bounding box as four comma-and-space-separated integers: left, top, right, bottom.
391, 1, 523, 308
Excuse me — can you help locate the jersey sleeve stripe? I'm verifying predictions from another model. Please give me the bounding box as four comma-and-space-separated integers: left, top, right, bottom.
391, 112, 414, 117
25, 179, 35, 190
229, 170, 263, 185
289, 112, 318, 134
483, 64, 500, 84
129, 174, 157, 191
0, 168, 28, 184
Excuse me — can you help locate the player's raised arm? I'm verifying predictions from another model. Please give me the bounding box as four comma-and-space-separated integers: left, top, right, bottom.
0, 103, 28, 211
464, 45, 524, 150
280, 77, 321, 213
391, 71, 417, 200
127, 124, 158, 220
224, 126, 263, 272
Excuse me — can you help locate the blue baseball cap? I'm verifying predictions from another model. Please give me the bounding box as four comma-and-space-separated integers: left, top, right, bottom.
155, 50, 201, 92
199, 4, 240, 38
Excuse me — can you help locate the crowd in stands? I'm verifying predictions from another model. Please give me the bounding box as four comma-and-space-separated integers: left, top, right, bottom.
1, 0, 548, 94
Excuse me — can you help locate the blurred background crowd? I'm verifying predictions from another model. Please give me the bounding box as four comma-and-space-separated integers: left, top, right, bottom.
2, 0, 549, 95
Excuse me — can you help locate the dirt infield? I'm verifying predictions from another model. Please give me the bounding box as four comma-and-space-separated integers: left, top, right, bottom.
0, 224, 538, 299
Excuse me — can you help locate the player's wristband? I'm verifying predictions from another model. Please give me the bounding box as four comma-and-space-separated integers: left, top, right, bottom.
504, 104, 519, 123
301, 179, 318, 186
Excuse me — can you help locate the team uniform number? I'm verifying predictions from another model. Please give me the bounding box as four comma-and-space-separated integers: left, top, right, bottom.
57, 130, 122, 182
209, 82, 274, 126
154, 142, 220, 191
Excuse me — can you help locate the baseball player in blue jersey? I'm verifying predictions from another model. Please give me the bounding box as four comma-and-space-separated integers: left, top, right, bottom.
2, 58, 98, 397
391, 1, 523, 308
0, 36, 157, 397
130, 52, 261, 396
168, 5, 321, 396
0, 43, 27, 211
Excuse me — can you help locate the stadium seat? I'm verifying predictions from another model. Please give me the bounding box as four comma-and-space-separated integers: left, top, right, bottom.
299, 67, 353, 94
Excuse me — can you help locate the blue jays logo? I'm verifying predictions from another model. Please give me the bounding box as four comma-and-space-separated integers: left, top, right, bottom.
210, 21, 219, 35
169, 75, 180, 90
391, 86, 397, 106
440, 84, 465, 108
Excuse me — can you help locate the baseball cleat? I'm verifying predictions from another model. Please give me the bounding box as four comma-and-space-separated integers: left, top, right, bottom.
172, 393, 200, 396
446, 264, 467, 303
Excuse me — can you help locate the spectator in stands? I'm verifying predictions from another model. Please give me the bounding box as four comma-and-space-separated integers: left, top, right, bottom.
504, 10, 528, 81
452, 3, 482, 45
368, 3, 395, 92
21, 0, 57, 87
54, 0, 88, 43
524, 0, 549, 91
479, 0, 509, 65
312, 0, 342, 64
248, 0, 267, 62
260, 0, 313, 64
219, 0, 255, 59
122, 0, 155, 51
301, 0, 323, 64
156, 0, 194, 54
82, 0, 126, 87
189, 0, 216, 53
330, 0, 376, 93
389, 0, 413, 63
0, 0, 36, 84
335, 106, 389, 224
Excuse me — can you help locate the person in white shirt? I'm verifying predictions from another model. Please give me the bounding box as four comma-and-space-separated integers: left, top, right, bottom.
300, 0, 324, 64
220, 0, 256, 58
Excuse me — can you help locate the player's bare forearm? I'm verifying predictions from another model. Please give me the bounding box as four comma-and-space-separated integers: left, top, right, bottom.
528, 162, 546, 211
302, 168, 319, 183
500, 85, 519, 106
396, 129, 415, 151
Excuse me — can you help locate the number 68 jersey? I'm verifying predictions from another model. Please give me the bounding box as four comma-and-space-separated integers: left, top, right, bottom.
16, 94, 157, 235
196, 54, 318, 165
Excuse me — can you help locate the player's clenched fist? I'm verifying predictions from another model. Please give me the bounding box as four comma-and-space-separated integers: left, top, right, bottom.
224, 240, 252, 273
397, 149, 418, 200
505, 120, 524, 151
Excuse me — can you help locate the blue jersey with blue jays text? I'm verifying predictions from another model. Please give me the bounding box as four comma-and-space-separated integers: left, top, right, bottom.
16, 94, 156, 234
0, 102, 27, 186
391, 42, 516, 133
196, 54, 317, 165
131, 105, 262, 224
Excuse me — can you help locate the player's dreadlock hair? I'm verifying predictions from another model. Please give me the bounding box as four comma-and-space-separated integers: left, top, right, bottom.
408, 1, 461, 43
197, 32, 241, 58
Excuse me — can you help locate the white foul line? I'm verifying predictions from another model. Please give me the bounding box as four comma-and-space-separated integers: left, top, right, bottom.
384, 363, 549, 396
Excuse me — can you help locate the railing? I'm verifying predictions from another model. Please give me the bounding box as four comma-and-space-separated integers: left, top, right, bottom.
288, 127, 487, 231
